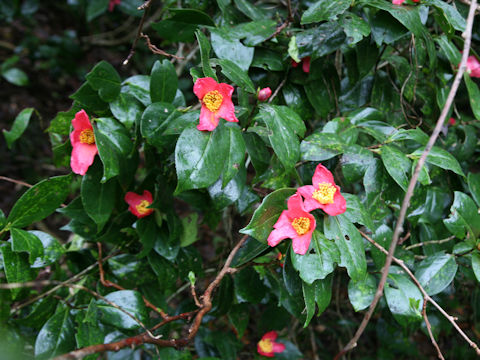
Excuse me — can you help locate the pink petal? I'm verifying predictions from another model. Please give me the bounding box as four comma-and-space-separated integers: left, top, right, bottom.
392, 0, 405, 4
287, 193, 306, 213
193, 77, 219, 100
216, 98, 238, 123
217, 82, 234, 98
197, 106, 220, 131
273, 342, 286, 354
262, 331, 278, 341
302, 57, 311, 73
72, 110, 92, 131
142, 190, 153, 203
292, 233, 312, 255
124, 192, 143, 207
70, 143, 97, 175
297, 185, 315, 199
321, 188, 347, 216
312, 163, 335, 188
267, 228, 289, 247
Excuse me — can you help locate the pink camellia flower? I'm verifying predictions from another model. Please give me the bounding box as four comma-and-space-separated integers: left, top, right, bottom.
70, 109, 98, 176
291, 56, 311, 73
257, 331, 286, 358
108, 0, 121, 12
297, 163, 346, 216
466, 55, 480, 77
125, 190, 154, 218
258, 87, 272, 102
267, 193, 316, 255
193, 77, 238, 131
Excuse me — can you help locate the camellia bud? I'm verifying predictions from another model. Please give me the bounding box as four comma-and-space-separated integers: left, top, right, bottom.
258, 87, 272, 101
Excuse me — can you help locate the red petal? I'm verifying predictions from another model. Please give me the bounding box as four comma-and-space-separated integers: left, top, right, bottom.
193, 77, 219, 100
197, 106, 220, 131
262, 331, 278, 341
216, 98, 238, 123
292, 234, 311, 255
124, 192, 143, 207
321, 188, 347, 216
302, 57, 311, 73
267, 228, 289, 247
72, 109, 92, 131
142, 190, 153, 203
273, 342, 286, 354
312, 163, 335, 188
291, 59, 299, 68
297, 185, 320, 212
70, 143, 97, 175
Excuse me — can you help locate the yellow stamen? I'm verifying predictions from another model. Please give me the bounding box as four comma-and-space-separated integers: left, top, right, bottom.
79, 129, 95, 144
203, 90, 223, 112
258, 339, 273, 353
135, 200, 152, 215
312, 182, 336, 204
291, 217, 310, 235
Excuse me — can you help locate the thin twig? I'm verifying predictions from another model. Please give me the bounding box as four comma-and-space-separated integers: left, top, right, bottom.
422, 297, 445, 360
140, 33, 184, 60
404, 236, 455, 251
268, 77, 287, 103
0, 176, 32, 188
336, 1, 478, 356
123, 1, 152, 65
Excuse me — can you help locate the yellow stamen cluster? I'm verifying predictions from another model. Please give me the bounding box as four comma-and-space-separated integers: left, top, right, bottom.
135, 200, 152, 215
258, 339, 273, 353
312, 182, 336, 204
291, 217, 310, 235
79, 129, 95, 144
203, 90, 223, 112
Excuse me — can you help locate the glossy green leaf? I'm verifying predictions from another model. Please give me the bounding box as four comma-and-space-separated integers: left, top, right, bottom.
109, 93, 143, 130
233, 20, 277, 46
228, 304, 250, 338
240, 188, 296, 242
29, 230, 65, 268
122, 75, 151, 106
210, 27, 254, 72
302, 280, 316, 327
86, 0, 108, 21
258, 104, 305, 171
231, 236, 269, 267
384, 272, 423, 327
348, 274, 376, 311
148, 252, 177, 291
468, 172, 480, 207
180, 213, 199, 247
424, 0, 466, 31
140, 102, 179, 148
195, 30, 217, 80
300, 132, 345, 161
314, 275, 332, 316
175, 125, 229, 193
290, 231, 339, 284
296, 22, 346, 59
34, 308, 75, 360
410, 146, 465, 177
472, 252, 480, 283
324, 214, 367, 282
222, 124, 246, 187
464, 74, 480, 120
81, 161, 116, 230
0, 244, 36, 299
415, 252, 458, 296
2, 67, 28, 86
150, 59, 178, 104
136, 216, 157, 258
301, 0, 350, 24
233, 0, 266, 20
380, 145, 411, 191
97, 290, 148, 330
6, 174, 72, 228
216, 58, 255, 93
444, 191, 480, 239
341, 12, 371, 45
86, 61, 121, 102
343, 193, 374, 230
10, 228, 43, 265
3, 107, 34, 149
435, 35, 461, 65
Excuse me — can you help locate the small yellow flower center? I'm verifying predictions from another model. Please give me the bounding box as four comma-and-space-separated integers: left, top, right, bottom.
135, 200, 152, 215
312, 182, 336, 204
79, 129, 95, 144
203, 90, 223, 112
258, 338, 273, 354
291, 217, 310, 236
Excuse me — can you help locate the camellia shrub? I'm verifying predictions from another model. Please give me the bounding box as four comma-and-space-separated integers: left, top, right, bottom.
1, 0, 480, 359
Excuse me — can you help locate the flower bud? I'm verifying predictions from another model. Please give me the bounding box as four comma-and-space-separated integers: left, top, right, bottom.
258, 87, 272, 101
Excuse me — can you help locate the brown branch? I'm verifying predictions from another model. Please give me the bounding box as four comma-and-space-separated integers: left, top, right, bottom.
0, 175, 32, 188
268, 77, 287, 103
123, 1, 152, 65
97, 242, 168, 319
140, 33, 184, 60
357, 230, 480, 357
54, 235, 249, 360
422, 297, 445, 360
404, 236, 455, 251
264, 0, 293, 42
335, 0, 478, 357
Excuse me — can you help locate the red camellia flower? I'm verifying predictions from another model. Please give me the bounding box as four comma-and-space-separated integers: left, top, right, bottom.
125, 190, 154, 218
108, 0, 121, 12
267, 193, 316, 255
70, 109, 98, 176
291, 56, 311, 73
193, 77, 239, 131
257, 331, 286, 357
297, 163, 346, 216
258, 87, 272, 102
466, 55, 480, 77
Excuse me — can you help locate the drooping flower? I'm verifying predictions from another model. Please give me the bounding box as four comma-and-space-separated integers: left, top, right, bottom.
258, 87, 272, 102
466, 55, 480, 77
193, 77, 239, 131
108, 0, 121, 12
291, 56, 311, 73
257, 331, 286, 358
267, 193, 316, 255
297, 163, 346, 216
70, 109, 98, 176
125, 190, 154, 218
